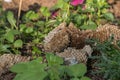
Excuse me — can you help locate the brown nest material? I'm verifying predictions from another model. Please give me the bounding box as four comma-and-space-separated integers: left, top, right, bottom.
44, 22, 120, 64
56, 45, 93, 64
0, 54, 31, 76
44, 22, 70, 53
92, 24, 120, 43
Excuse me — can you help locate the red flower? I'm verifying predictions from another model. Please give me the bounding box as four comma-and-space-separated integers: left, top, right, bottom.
70, 0, 84, 6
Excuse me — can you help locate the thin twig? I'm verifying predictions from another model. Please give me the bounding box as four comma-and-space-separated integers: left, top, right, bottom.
17, 0, 23, 26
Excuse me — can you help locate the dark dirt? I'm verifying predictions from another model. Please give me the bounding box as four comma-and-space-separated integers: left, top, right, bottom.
0, 72, 16, 80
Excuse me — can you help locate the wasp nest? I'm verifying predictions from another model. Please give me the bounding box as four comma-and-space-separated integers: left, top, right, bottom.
44, 22, 120, 64
44, 22, 120, 49
0, 54, 30, 76
44, 22, 70, 52
56, 45, 93, 64
92, 24, 120, 43
67, 23, 95, 48
67, 23, 85, 48
2, 0, 57, 11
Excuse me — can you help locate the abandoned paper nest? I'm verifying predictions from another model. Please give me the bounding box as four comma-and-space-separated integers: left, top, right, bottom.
0, 54, 30, 76
44, 22, 70, 53
44, 22, 120, 64
93, 24, 120, 42
56, 45, 93, 65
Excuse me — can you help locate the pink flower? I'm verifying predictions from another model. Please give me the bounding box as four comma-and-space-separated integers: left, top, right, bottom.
70, 0, 84, 6
52, 12, 57, 17
51, 10, 59, 19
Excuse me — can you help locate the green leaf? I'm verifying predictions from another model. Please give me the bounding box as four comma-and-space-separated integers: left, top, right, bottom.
74, 15, 82, 25
46, 53, 63, 66
34, 57, 43, 63
25, 27, 33, 33
14, 39, 23, 48
64, 0, 69, 2
13, 71, 47, 80
48, 68, 61, 80
29, 14, 39, 20
0, 44, 10, 52
103, 13, 114, 21
25, 11, 39, 20
5, 29, 20, 43
53, 0, 67, 9
19, 24, 26, 32
5, 30, 14, 42
10, 29, 20, 35
32, 46, 42, 54
81, 77, 91, 80
27, 60, 46, 72
67, 64, 87, 77
57, 66, 66, 76
11, 59, 47, 80
81, 21, 97, 30
35, 21, 45, 27
40, 7, 51, 17
29, 13, 39, 20
7, 11, 16, 28
10, 63, 28, 73
71, 78, 80, 80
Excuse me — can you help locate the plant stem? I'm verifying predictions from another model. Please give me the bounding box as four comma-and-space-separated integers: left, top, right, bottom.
17, 0, 23, 27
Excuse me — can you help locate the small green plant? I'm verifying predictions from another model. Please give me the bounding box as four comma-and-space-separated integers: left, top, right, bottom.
0, 9, 53, 54
51, 0, 114, 30
10, 53, 91, 80
88, 37, 120, 80
0, 11, 23, 54
0, 7, 8, 53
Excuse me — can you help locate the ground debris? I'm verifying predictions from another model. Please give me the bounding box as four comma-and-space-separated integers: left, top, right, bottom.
109, 0, 120, 18
2, 0, 57, 11
107, 0, 115, 4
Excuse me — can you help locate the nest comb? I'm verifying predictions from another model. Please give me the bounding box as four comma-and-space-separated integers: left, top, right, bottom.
0, 54, 30, 76
44, 23, 120, 64
67, 23, 85, 48
44, 22, 70, 52
56, 45, 93, 64
92, 24, 120, 43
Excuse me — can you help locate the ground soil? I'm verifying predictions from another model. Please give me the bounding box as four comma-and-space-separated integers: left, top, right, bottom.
2, 0, 58, 11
